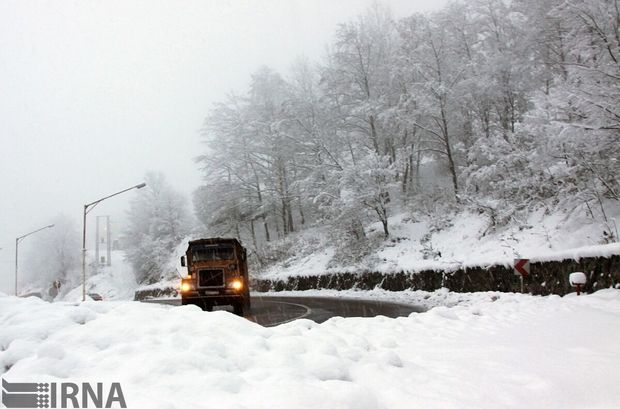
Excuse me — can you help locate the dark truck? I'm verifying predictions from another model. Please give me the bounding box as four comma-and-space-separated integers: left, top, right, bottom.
180, 238, 250, 316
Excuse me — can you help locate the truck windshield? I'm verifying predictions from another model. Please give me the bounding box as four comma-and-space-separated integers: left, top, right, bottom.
191, 245, 234, 261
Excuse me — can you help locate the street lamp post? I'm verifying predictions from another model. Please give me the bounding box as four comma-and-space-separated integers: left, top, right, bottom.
81, 182, 146, 301
15, 224, 55, 296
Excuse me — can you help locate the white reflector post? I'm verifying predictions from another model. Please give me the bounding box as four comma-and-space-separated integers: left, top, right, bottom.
569, 272, 587, 286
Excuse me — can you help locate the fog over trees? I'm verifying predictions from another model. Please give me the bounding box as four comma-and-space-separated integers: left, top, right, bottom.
24, 214, 80, 290
123, 172, 192, 284
194, 0, 620, 267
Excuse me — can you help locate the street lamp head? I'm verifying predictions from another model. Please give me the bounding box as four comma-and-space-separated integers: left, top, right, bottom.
135, 182, 147, 189
47, 224, 55, 229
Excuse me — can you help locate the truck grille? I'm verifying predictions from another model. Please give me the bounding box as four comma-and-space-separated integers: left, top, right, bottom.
198, 269, 224, 287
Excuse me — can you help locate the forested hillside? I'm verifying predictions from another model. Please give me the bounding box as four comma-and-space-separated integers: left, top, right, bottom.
194, 0, 620, 274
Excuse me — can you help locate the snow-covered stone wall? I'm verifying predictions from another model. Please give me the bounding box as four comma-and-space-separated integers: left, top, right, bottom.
255, 254, 620, 296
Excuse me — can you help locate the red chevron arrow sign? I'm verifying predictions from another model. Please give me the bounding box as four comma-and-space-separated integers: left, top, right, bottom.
513, 259, 530, 276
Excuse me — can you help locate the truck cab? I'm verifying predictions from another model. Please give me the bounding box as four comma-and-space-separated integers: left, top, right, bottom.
180, 238, 250, 316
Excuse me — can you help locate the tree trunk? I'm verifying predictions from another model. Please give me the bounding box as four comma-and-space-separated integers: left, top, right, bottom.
402, 161, 410, 195
440, 105, 459, 198
287, 201, 295, 233
375, 205, 389, 238
250, 162, 270, 242
369, 115, 381, 155
298, 197, 305, 226
263, 218, 271, 242
250, 219, 258, 251
382, 218, 389, 238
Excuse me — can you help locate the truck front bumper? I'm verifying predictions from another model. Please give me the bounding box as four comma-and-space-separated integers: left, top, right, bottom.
181, 290, 245, 306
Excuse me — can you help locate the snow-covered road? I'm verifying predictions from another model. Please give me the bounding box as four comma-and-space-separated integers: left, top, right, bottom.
1, 290, 619, 409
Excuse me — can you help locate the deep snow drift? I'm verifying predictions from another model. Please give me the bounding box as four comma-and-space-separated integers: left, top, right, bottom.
1, 290, 619, 409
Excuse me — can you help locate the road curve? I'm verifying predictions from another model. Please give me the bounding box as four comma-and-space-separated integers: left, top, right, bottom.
251, 295, 424, 326
145, 295, 424, 327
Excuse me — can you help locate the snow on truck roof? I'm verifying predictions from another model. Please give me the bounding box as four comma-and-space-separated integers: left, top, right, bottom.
187, 238, 243, 247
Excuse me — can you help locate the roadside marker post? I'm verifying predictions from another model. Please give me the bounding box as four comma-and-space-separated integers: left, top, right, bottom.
513, 259, 530, 293
569, 272, 587, 295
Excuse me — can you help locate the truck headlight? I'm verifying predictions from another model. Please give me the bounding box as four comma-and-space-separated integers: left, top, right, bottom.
229, 279, 243, 291
180, 282, 192, 292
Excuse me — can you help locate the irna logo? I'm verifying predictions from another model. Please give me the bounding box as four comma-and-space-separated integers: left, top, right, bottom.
1, 378, 127, 408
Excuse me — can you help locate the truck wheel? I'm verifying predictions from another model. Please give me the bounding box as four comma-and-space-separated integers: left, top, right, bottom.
233, 301, 244, 316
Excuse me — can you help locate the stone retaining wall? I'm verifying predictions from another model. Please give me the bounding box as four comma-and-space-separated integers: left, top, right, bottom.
253, 255, 620, 295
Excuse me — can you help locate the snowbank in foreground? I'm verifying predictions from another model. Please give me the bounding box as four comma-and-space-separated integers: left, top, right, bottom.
1, 290, 619, 409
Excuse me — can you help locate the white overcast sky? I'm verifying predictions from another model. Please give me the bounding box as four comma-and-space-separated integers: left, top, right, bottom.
0, 0, 447, 292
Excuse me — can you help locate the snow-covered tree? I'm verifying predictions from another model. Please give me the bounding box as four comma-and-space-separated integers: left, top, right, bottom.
23, 214, 80, 290
123, 172, 191, 284
194, 0, 620, 269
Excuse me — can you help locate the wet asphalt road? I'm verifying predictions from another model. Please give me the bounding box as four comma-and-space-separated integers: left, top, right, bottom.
146, 295, 424, 327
